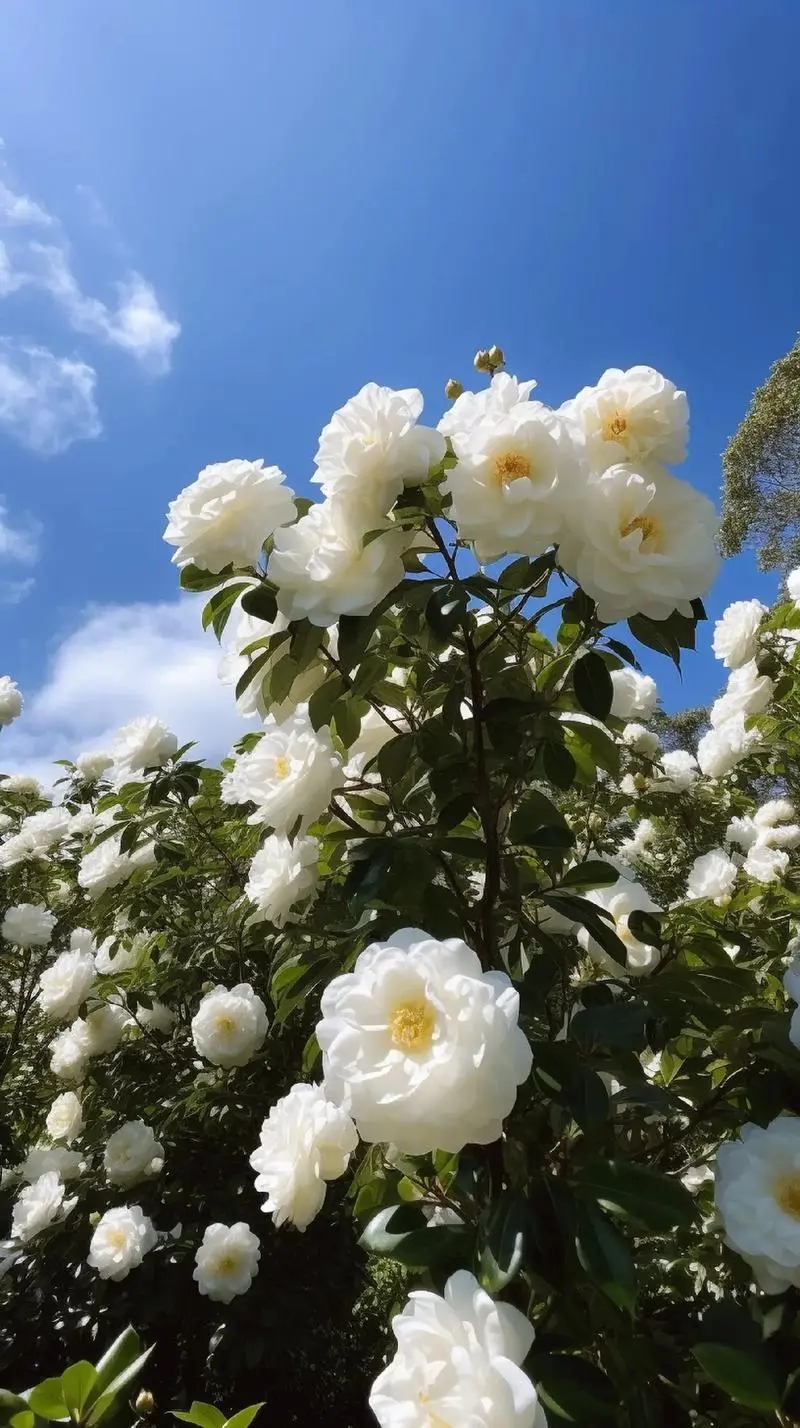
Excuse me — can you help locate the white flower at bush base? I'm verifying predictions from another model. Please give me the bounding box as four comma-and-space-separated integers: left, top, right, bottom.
317, 927, 532, 1154
438, 371, 538, 443
444, 403, 580, 564
656, 749, 699, 793
556, 461, 719, 624
0, 675, 23, 726
270, 498, 408, 627
163, 458, 296, 572
20, 1145, 85, 1182
111, 716, 178, 773
715, 1117, 800, 1292
104, 1120, 164, 1188
75, 749, 113, 781
560, 365, 689, 471
712, 599, 767, 669
744, 843, 789, 886
313, 383, 445, 517
609, 668, 658, 720
580, 878, 662, 976
193, 1221, 261, 1303
45, 1091, 84, 1144
686, 849, 738, 905
1, 903, 56, 946
87, 1205, 157, 1282
244, 834, 319, 927
11, 1172, 75, 1244
38, 949, 97, 1022
249, 1083, 358, 1231
369, 1269, 544, 1428
221, 707, 344, 833
621, 722, 660, 757
191, 983, 268, 1069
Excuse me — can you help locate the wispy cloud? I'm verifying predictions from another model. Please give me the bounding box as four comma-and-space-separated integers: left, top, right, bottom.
0, 177, 53, 229
0, 493, 41, 605
0, 341, 100, 454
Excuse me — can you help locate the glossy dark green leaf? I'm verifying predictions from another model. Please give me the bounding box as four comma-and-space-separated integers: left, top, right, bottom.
574, 1202, 636, 1313
542, 741, 576, 789
179, 564, 232, 592
572, 1158, 697, 1232
201, 582, 250, 641
531, 1354, 616, 1421
572, 651, 614, 719
478, 1190, 526, 1292
426, 583, 469, 642
307, 673, 346, 729
693, 1343, 780, 1412
239, 584, 278, 624
560, 860, 619, 890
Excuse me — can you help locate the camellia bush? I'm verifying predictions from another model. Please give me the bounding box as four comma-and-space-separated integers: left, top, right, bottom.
5, 352, 800, 1425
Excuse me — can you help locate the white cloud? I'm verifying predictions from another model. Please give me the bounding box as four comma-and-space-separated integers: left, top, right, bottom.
0, 177, 53, 228
0, 599, 246, 787
0, 341, 100, 454
0, 496, 40, 563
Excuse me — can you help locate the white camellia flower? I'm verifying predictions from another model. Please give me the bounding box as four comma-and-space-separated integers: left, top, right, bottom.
313, 383, 445, 517
0, 832, 36, 869
725, 814, 759, 853
710, 660, 773, 728
94, 935, 141, 975
0, 675, 23, 726
104, 1121, 164, 1188
0, 812, 13, 831
244, 834, 319, 927
18, 806, 73, 856
444, 403, 580, 564
68, 810, 98, 838
621, 722, 661, 757
609, 668, 658, 720
317, 927, 532, 1153
686, 849, 738, 905
138, 1000, 175, 1035
20, 1145, 85, 1182
75, 750, 114, 781
712, 599, 767, 669
617, 817, 658, 866
715, 1117, 800, 1291
787, 568, 800, 604
250, 1082, 359, 1231
191, 983, 269, 1069
11, 1172, 75, 1244
697, 715, 761, 778
438, 371, 538, 442
78, 835, 155, 898
270, 498, 408, 627
45, 1092, 84, 1144
1, 903, 56, 946
164, 459, 296, 572
743, 843, 789, 885
580, 878, 662, 976
38, 949, 97, 1022
49, 1026, 90, 1083
560, 365, 689, 471
87, 1205, 157, 1281
80, 1003, 131, 1055
221, 707, 344, 833
557, 461, 719, 624
369, 1269, 544, 1428
656, 749, 699, 793
112, 716, 178, 773
1, 774, 41, 796
193, 1222, 261, 1303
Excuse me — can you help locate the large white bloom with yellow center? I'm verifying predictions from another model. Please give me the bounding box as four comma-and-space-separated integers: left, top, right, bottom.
445, 404, 580, 564
270, 498, 408, 627
369, 1269, 546, 1428
191, 983, 268, 1069
560, 365, 689, 472
249, 1082, 359, 1231
220, 707, 344, 833
313, 383, 445, 518
317, 928, 532, 1154
163, 458, 296, 573
715, 1117, 800, 1291
193, 1221, 261, 1303
557, 462, 719, 624
579, 877, 662, 976
87, 1205, 157, 1282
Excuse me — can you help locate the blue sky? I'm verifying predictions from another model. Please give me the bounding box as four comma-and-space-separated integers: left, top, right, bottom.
0, 0, 799, 773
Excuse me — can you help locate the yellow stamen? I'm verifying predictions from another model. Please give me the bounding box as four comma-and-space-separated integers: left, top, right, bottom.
274, 755, 291, 780
215, 1014, 237, 1035
107, 1229, 129, 1251
389, 999, 435, 1053
776, 1175, 800, 1219
493, 449, 532, 486
215, 1253, 239, 1274
620, 513, 661, 548
603, 410, 629, 442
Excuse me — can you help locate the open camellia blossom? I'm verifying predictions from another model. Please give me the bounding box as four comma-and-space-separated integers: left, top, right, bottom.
103, 1120, 164, 1188
193, 1221, 261, 1303
11, 1172, 76, 1244
312, 382, 445, 518
221, 707, 344, 832
45, 1092, 84, 1144
37, 949, 97, 1022
244, 833, 319, 926
250, 1082, 359, 1231
369, 1270, 546, 1428
560, 364, 689, 470
191, 983, 268, 1069
270, 499, 409, 627
317, 928, 532, 1153
163, 458, 296, 572
715, 1117, 800, 1291
87, 1205, 157, 1281
1, 903, 56, 947
579, 877, 662, 976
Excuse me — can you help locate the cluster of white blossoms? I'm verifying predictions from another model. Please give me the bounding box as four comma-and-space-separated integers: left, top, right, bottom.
580, 874, 662, 976
250, 1082, 358, 1231
715, 1117, 800, 1292
1, 902, 56, 947
317, 928, 532, 1153
221, 706, 344, 832
369, 1269, 545, 1428
49, 1002, 130, 1083
191, 983, 269, 1068
0, 675, 23, 727
697, 608, 774, 778
723, 797, 800, 885
77, 831, 157, 899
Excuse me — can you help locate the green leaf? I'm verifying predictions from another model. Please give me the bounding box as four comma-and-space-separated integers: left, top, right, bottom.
201, 583, 250, 641
542, 741, 576, 789
358, 1205, 470, 1268
224, 1405, 265, 1428
61, 1364, 97, 1423
268, 654, 299, 705
531, 1354, 617, 1421
572, 651, 613, 719
179, 564, 231, 592
289, 620, 324, 670
426, 583, 469, 642
307, 673, 346, 729
27, 1380, 69, 1422
171, 1405, 227, 1428
572, 1159, 697, 1232
560, 860, 619, 890
91, 1328, 142, 1403
478, 1190, 526, 1292
377, 731, 416, 783
332, 696, 364, 748
568, 1000, 650, 1054
543, 893, 628, 970
234, 649, 271, 703
574, 1202, 636, 1313
626, 908, 662, 946
693, 1343, 780, 1412
239, 584, 278, 624
84, 1349, 153, 1426
627, 613, 681, 668
530, 1044, 609, 1131
9, 1413, 34, 1428
508, 790, 570, 845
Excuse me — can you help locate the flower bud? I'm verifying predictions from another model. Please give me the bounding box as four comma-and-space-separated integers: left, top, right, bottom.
134, 1391, 155, 1416
473, 349, 493, 373
444, 378, 463, 401
487, 344, 505, 369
